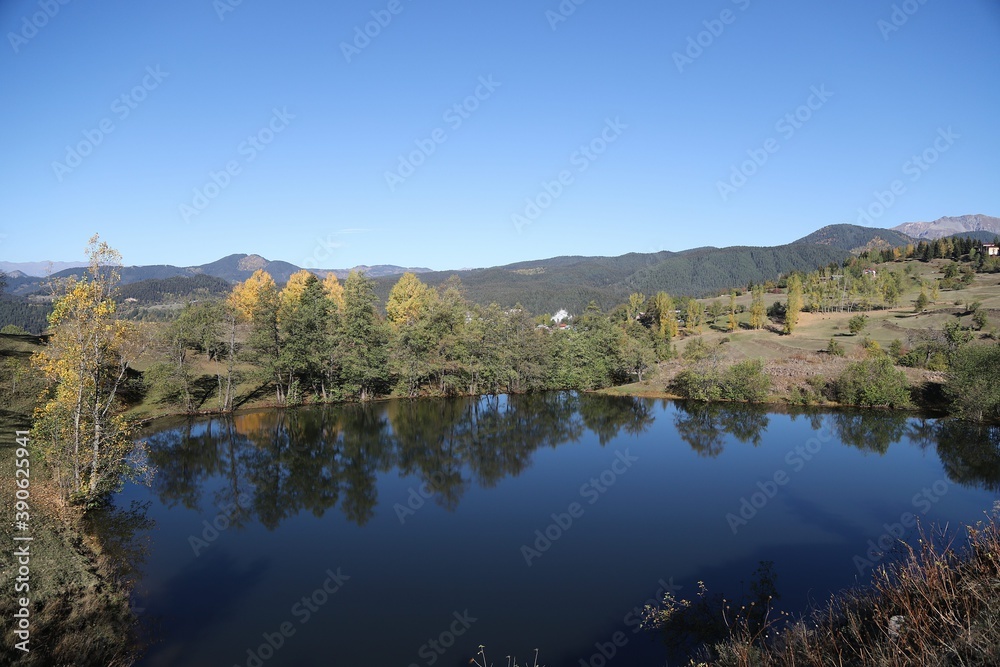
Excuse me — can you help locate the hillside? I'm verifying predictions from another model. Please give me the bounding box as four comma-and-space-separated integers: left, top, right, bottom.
795, 224, 914, 252
893, 214, 1000, 240
372, 243, 851, 315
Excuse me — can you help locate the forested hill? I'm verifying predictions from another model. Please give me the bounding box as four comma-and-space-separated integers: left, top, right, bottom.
372, 243, 851, 315
795, 224, 915, 252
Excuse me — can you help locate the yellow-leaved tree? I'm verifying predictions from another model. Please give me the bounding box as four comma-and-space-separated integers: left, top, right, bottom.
279, 269, 315, 316
386, 272, 436, 326
229, 269, 278, 321
32, 236, 148, 505
322, 273, 346, 312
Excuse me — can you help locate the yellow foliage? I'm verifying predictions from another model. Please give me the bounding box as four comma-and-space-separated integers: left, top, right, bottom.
322, 273, 346, 312
229, 269, 277, 321
386, 272, 436, 326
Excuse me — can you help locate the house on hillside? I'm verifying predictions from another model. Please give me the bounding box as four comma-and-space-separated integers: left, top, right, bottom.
862, 268, 877, 278
984, 243, 999, 257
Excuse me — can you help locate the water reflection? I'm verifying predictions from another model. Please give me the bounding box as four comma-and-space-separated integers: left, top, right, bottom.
144, 397, 1000, 532
145, 394, 657, 528
673, 401, 771, 456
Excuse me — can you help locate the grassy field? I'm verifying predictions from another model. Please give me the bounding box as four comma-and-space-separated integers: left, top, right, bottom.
606, 258, 1000, 405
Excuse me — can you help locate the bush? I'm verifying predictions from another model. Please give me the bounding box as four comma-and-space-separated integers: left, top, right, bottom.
848, 313, 869, 335
0, 324, 29, 335
682, 337, 712, 362
946, 344, 1000, 421
721, 359, 771, 403
836, 356, 911, 408
673, 359, 771, 403
826, 338, 844, 356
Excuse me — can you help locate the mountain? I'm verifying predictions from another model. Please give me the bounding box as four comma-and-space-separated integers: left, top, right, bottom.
795, 224, 915, 252
371, 242, 851, 316
0, 261, 87, 277
4, 254, 429, 293
892, 214, 1000, 240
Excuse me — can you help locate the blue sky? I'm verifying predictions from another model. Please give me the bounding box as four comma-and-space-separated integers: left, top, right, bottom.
1, 0, 998, 270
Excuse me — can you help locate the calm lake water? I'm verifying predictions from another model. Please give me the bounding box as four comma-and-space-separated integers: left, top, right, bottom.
108, 394, 1000, 667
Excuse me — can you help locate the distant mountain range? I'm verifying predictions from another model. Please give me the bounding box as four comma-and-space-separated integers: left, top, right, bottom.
891, 214, 1000, 240
0, 261, 87, 277
0, 254, 429, 281
3, 215, 997, 316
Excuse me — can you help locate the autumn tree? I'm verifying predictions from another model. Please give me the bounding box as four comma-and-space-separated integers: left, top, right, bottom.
32, 236, 146, 505
653, 292, 678, 341
784, 275, 802, 334
322, 273, 346, 312
685, 299, 703, 334
727, 292, 738, 332
386, 272, 436, 327
749, 285, 766, 330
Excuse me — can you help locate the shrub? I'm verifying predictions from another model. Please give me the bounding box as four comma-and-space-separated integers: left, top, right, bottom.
673, 366, 721, 402
826, 338, 844, 356
682, 337, 712, 362
673, 359, 771, 403
0, 324, 29, 335
946, 343, 1000, 421
848, 313, 869, 335
836, 356, 911, 408
720, 359, 771, 403
862, 337, 882, 356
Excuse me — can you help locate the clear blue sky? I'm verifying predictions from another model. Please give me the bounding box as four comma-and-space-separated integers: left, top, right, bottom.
1, 0, 998, 270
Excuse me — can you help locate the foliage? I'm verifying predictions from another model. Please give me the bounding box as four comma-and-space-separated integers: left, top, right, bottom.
826, 338, 844, 356
784, 274, 802, 334
30, 236, 148, 506
946, 344, 1000, 422
749, 284, 767, 330
116, 274, 231, 304
673, 358, 770, 403
848, 313, 869, 335
836, 356, 911, 409
0, 296, 52, 334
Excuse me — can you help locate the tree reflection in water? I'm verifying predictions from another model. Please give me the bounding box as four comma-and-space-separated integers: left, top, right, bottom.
673, 401, 771, 457
144, 396, 1000, 530
144, 393, 655, 528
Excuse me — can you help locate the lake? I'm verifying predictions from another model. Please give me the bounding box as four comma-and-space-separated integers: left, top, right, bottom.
107, 394, 1000, 667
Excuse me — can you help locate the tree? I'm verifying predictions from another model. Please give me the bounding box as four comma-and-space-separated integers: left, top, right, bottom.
685, 299, 703, 334
146, 301, 222, 412
234, 270, 284, 402
784, 274, 802, 334
322, 273, 346, 312
386, 272, 436, 326
848, 313, 869, 336
626, 293, 646, 321
653, 292, 678, 341
914, 288, 929, 313
946, 344, 1000, 422
278, 274, 331, 401
749, 285, 766, 330
708, 300, 725, 327
727, 292, 738, 332
622, 325, 656, 382
31, 236, 147, 505
337, 271, 390, 401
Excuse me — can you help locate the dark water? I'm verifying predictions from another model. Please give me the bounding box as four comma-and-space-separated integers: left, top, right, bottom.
110, 394, 1000, 667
